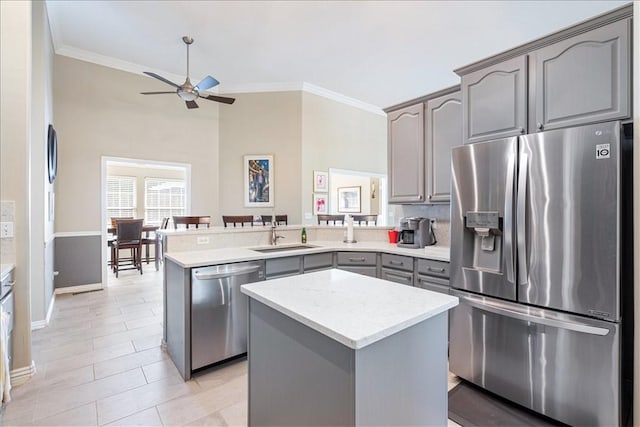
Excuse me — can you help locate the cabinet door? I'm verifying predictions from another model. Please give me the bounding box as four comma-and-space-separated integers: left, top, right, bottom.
426, 91, 462, 202
532, 19, 630, 132
462, 56, 527, 144
266, 256, 302, 279
387, 103, 425, 203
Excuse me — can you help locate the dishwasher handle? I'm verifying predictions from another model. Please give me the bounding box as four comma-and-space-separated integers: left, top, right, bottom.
193, 264, 262, 280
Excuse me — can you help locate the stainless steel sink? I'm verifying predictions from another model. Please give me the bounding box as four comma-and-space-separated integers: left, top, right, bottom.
251, 245, 317, 253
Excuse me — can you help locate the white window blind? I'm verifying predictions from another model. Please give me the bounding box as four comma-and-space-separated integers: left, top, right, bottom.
106, 175, 136, 220
145, 178, 185, 225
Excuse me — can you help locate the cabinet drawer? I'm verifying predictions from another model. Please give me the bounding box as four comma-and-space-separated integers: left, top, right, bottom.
415, 274, 449, 292
380, 268, 414, 286
416, 259, 450, 278
336, 252, 377, 266
303, 252, 334, 272
337, 266, 377, 278
266, 256, 302, 279
381, 254, 413, 272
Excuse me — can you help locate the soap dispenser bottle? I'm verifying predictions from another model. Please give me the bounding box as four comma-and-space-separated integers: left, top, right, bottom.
301, 227, 307, 244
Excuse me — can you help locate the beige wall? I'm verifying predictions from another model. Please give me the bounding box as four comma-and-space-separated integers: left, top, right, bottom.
0, 0, 33, 370
301, 92, 386, 224
218, 91, 303, 224
53, 56, 220, 233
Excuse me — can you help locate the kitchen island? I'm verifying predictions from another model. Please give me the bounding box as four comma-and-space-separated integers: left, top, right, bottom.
241, 268, 458, 426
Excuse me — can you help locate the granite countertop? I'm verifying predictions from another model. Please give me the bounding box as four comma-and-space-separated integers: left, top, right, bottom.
165, 241, 450, 268
241, 268, 458, 350
157, 224, 393, 236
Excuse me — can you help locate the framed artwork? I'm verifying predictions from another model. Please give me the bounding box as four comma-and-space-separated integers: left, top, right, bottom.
244, 155, 274, 207
313, 193, 328, 215
313, 171, 328, 193
337, 186, 361, 213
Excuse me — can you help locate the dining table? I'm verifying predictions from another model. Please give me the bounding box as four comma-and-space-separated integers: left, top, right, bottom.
108, 225, 160, 271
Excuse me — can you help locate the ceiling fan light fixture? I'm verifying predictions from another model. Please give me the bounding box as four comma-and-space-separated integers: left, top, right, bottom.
177, 88, 199, 101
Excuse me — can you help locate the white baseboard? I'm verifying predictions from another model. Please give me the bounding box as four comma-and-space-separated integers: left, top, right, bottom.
54, 283, 103, 295
31, 294, 56, 330
10, 360, 36, 386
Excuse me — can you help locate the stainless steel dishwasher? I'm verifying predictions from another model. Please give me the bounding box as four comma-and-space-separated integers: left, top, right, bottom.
191, 261, 265, 370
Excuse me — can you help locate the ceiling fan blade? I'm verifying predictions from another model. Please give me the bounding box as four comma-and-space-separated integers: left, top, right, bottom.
185, 100, 199, 109
195, 75, 220, 91
143, 72, 180, 89
202, 94, 236, 105
140, 91, 176, 95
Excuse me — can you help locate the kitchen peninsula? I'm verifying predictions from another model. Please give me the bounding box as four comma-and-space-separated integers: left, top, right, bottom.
242, 269, 458, 426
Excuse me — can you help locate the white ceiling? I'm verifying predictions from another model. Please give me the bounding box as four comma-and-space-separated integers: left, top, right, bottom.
46, 0, 628, 112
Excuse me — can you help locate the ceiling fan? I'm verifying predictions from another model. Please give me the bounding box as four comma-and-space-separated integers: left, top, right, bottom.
141, 36, 235, 109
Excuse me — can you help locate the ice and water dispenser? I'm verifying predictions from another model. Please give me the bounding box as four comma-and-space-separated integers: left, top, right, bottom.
464, 211, 502, 272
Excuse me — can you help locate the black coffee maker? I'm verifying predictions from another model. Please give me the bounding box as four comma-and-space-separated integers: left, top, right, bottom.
397, 217, 437, 248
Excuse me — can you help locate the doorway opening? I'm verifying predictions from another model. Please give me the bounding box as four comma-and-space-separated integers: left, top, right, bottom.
328, 168, 388, 226
101, 156, 191, 287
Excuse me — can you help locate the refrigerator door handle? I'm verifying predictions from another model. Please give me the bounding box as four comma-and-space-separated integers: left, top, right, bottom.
503, 150, 516, 284
516, 153, 529, 286
455, 292, 610, 336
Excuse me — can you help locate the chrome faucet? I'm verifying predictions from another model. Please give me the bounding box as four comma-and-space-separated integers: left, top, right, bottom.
271, 223, 284, 245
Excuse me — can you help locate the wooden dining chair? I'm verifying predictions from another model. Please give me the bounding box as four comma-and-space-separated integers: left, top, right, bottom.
108, 217, 133, 268
112, 219, 144, 277
352, 215, 378, 226
142, 217, 169, 264
317, 214, 345, 225
173, 215, 211, 229
261, 215, 288, 226
222, 215, 255, 227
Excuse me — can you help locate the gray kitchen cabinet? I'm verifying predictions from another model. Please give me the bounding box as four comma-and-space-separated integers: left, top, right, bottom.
387, 103, 425, 203
531, 18, 631, 132
303, 252, 334, 273
425, 90, 462, 202
266, 256, 302, 279
462, 55, 527, 144
336, 251, 378, 278
381, 253, 414, 286
415, 259, 450, 295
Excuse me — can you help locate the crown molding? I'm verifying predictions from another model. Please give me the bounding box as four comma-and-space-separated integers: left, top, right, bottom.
53, 45, 384, 116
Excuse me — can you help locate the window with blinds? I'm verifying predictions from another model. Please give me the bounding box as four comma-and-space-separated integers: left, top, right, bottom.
106, 175, 136, 219
145, 178, 185, 225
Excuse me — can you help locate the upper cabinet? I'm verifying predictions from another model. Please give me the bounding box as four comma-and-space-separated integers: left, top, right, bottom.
456, 7, 632, 144
426, 90, 462, 203
531, 19, 630, 132
462, 56, 527, 144
387, 103, 425, 203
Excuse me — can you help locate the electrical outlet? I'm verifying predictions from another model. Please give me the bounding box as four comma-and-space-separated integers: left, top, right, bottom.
0, 222, 14, 238
196, 236, 210, 245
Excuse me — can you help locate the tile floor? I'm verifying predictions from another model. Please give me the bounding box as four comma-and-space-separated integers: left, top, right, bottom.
2, 265, 461, 426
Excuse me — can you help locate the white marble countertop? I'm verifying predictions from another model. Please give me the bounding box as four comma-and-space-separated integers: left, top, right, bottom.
241, 268, 458, 350
1, 263, 15, 280
165, 241, 449, 268
158, 224, 393, 236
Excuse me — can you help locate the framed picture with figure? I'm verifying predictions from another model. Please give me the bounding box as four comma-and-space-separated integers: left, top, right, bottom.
313, 193, 328, 215
244, 155, 274, 207
313, 171, 328, 193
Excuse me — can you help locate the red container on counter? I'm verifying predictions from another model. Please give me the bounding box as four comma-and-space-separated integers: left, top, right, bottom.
388, 230, 399, 244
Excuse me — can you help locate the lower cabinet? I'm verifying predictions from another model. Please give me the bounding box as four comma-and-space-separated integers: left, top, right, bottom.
380, 253, 414, 286
266, 256, 302, 279
303, 252, 334, 273
380, 268, 414, 286
336, 252, 378, 278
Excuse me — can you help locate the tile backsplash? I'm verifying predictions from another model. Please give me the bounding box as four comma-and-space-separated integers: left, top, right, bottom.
1, 200, 16, 264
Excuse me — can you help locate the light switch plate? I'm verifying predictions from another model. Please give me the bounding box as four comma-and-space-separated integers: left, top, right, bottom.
0, 222, 14, 238
196, 236, 210, 245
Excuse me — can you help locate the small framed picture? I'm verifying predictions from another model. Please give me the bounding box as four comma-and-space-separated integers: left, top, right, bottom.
337, 186, 361, 213
313, 193, 328, 215
313, 171, 328, 193
244, 155, 274, 207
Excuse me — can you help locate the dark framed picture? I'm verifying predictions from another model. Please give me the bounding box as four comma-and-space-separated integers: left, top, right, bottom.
244, 155, 274, 207
47, 124, 58, 184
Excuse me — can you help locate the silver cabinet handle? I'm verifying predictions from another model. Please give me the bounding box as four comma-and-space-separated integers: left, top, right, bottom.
389, 260, 404, 266
503, 147, 516, 285
385, 272, 412, 283
537, 122, 543, 131
457, 293, 609, 336
517, 153, 529, 286
426, 266, 445, 273
348, 257, 366, 263
519, 127, 525, 134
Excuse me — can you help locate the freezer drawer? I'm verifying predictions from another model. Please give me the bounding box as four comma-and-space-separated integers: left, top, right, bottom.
449, 290, 621, 427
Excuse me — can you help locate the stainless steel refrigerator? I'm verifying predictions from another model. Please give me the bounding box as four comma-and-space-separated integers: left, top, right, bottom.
449, 121, 634, 426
